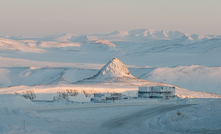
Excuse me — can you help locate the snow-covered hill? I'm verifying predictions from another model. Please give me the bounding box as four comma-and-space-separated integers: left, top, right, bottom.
94, 57, 132, 77
1, 29, 221, 57
94, 29, 218, 42
128, 29, 187, 40
0, 29, 221, 134
92, 39, 115, 47
0, 66, 99, 87
0, 38, 45, 53
0, 57, 220, 101
77, 57, 144, 84
143, 65, 221, 94
0, 28, 221, 97
147, 99, 221, 133
71, 58, 220, 98
3, 29, 219, 43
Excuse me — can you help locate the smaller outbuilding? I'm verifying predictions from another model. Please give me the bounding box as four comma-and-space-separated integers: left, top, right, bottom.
138, 86, 175, 99
91, 93, 122, 102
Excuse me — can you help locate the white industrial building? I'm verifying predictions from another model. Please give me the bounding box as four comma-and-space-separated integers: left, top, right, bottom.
138, 86, 175, 99
91, 93, 122, 102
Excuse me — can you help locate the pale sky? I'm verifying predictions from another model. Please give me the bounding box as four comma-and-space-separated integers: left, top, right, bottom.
0, 0, 221, 36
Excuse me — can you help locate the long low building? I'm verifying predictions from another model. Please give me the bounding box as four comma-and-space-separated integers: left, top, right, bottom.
138, 86, 175, 99
91, 93, 122, 102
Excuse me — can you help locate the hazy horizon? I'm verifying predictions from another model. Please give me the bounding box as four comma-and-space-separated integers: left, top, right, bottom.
1, 0, 221, 36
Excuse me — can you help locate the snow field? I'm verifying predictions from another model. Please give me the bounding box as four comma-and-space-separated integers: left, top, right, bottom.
0, 56, 221, 95
0, 108, 51, 134
0, 94, 36, 108
0, 67, 99, 87
0, 93, 220, 134
0, 95, 50, 133
146, 99, 221, 133
0, 28, 221, 133
0, 94, 160, 134
145, 65, 221, 94
1, 83, 220, 103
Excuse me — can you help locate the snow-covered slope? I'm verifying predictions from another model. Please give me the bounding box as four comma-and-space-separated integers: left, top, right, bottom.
53, 33, 78, 42
1, 28, 221, 134
143, 65, 221, 94
0, 94, 35, 108
0, 67, 99, 87
0, 28, 221, 96
92, 39, 115, 47
77, 57, 141, 84
74, 58, 220, 98
148, 99, 221, 133
127, 29, 214, 41
70, 35, 99, 43
0, 57, 220, 100
3, 29, 216, 43
0, 38, 82, 52
95, 57, 132, 77
127, 29, 187, 40
0, 38, 45, 53
39, 41, 81, 51
39, 41, 80, 48
93, 29, 214, 42
1, 29, 221, 57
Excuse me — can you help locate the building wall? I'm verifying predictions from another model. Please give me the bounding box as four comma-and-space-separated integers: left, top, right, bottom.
138, 91, 151, 98
138, 87, 152, 92
138, 86, 175, 99
91, 93, 122, 102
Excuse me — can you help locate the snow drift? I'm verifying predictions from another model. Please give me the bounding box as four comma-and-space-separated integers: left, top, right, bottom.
92, 39, 115, 47
145, 65, 221, 94
147, 99, 221, 133
0, 38, 45, 53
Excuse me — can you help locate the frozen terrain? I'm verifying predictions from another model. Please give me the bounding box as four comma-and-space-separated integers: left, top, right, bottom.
147, 99, 221, 133
1, 29, 221, 94
0, 29, 221, 133
0, 95, 220, 134
1, 57, 220, 100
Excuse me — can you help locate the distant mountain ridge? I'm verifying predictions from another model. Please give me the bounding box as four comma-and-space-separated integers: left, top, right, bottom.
2, 29, 221, 43
1, 28, 221, 55
93, 29, 221, 42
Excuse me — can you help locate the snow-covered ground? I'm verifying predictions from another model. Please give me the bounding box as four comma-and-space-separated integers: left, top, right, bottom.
1, 57, 220, 100
147, 99, 221, 133
144, 65, 221, 94
1, 29, 221, 94
0, 29, 221, 133
1, 95, 220, 134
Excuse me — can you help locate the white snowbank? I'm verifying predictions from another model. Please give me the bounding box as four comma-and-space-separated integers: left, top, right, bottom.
146, 65, 221, 94
147, 99, 221, 133
93, 39, 115, 47
1, 126, 51, 134
0, 38, 45, 53
39, 41, 81, 48
0, 106, 50, 134
0, 94, 35, 108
